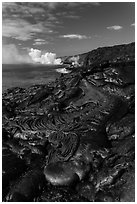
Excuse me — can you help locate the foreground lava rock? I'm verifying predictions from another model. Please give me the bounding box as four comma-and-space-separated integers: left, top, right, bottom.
2, 42, 135, 202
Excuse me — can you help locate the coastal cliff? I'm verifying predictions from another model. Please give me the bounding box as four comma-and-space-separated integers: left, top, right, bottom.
3, 42, 135, 202
61, 42, 135, 66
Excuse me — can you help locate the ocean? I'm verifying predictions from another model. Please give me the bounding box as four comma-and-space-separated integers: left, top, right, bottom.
2, 64, 64, 92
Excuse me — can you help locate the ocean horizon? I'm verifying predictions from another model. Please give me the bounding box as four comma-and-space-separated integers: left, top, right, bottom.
2, 63, 63, 92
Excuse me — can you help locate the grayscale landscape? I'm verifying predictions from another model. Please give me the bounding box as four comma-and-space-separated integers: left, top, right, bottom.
2, 2, 135, 202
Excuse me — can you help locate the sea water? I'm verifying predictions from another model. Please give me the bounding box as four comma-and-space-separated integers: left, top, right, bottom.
2, 64, 65, 92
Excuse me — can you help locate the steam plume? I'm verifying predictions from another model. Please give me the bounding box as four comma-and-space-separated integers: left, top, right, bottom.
29, 48, 62, 65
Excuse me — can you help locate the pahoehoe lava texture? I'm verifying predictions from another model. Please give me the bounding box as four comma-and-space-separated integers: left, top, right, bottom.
2, 42, 135, 202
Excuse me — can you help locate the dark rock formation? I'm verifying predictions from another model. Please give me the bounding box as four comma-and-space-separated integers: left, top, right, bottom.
62, 42, 135, 67
2, 42, 135, 202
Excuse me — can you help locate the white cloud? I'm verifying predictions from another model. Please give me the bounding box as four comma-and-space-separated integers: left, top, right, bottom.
46, 2, 59, 10
2, 2, 60, 25
2, 19, 53, 41
29, 48, 62, 65
45, 2, 101, 9
29, 48, 41, 63
60, 34, 91, 40
65, 2, 101, 8
56, 11, 80, 19
131, 23, 135, 27
34, 39, 46, 42
2, 2, 100, 43
65, 15, 80, 19
2, 44, 32, 64
107, 25, 123, 30
33, 39, 49, 45
2, 3, 58, 41
3, 2, 45, 16
2, 2, 46, 21
26, 7, 45, 14
33, 42, 48, 45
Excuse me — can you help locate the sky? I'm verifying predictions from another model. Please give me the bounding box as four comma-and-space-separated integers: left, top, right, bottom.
2, 2, 135, 64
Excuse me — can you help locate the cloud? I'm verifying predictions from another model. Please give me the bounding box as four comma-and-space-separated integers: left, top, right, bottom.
33, 39, 49, 45
2, 2, 59, 41
56, 11, 80, 19
65, 15, 80, 19
107, 25, 123, 30
64, 2, 101, 8
45, 2, 101, 9
2, 2, 46, 20
60, 34, 91, 40
33, 42, 48, 45
2, 0, 100, 61
46, 2, 59, 10
2, 44, 32, 64
131, 23, 135, 26
2, 2, 100, 43
2, 19, 52, 41
29, 48, 62, 65
2, 2, 60, 24
2, 45, 62, 65
35, 39, 46, 42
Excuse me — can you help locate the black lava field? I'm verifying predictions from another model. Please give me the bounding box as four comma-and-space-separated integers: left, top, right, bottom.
2, 42, 135, 202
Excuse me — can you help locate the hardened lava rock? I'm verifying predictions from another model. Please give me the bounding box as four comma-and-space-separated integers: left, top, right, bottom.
2, 42, 135, 202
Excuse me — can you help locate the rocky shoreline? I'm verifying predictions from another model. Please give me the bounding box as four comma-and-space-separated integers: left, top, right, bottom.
2, 42, 135, 202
